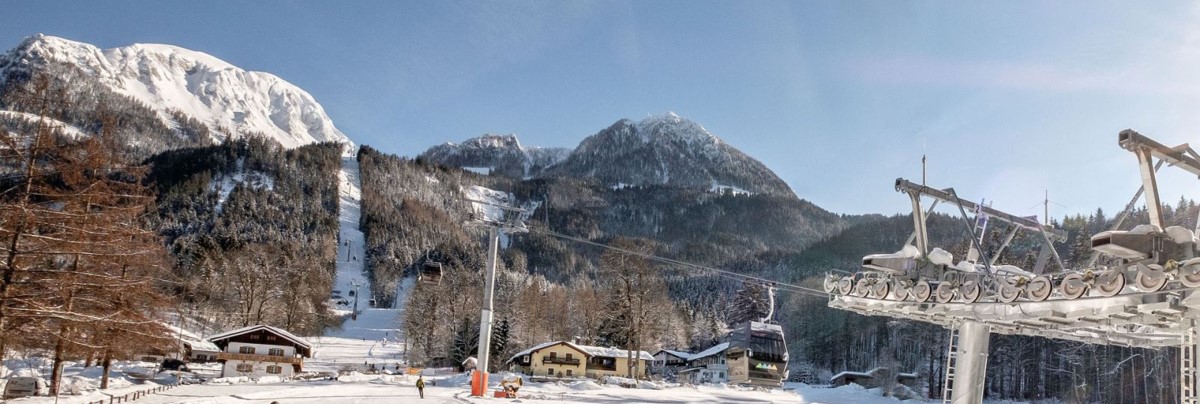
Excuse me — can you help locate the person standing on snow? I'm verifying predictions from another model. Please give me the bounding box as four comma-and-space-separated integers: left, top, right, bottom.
416, 375, 426, 399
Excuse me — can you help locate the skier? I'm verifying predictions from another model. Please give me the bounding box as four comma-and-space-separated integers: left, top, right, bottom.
416, 375, 426, 399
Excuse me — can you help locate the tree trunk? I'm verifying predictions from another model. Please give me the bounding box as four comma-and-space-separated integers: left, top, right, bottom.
50, 331, 66, 395
100, 348, 112, 389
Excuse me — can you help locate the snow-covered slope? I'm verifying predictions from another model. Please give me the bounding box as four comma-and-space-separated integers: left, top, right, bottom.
546, 113, 795, 196
0, 34, 353, 150
419, 134, 570, 178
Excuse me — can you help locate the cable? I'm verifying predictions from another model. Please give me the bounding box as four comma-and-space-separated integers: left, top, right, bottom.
534, 227, 832, 299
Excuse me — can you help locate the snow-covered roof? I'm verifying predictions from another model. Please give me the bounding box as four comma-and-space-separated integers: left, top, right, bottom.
207, 324, 312, 351
830, 367, 917, 381
831, 370, 874, 380
576, 344, 655, 361
655, 349, 692, 360
749, 323, 783, 333
162, 323, 220, 352
508, 341, 654, 363
688, 342, 730, 361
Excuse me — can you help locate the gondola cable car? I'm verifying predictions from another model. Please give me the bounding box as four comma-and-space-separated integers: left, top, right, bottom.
419, 261, 444, 286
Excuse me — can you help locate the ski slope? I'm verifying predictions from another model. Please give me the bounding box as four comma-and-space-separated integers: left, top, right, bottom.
313, 152, 408, 371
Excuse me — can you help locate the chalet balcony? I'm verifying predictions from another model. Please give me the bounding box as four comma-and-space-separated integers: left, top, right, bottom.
215, 352, 303, 365
586, 363, 617, 371
541, 356, 581, 365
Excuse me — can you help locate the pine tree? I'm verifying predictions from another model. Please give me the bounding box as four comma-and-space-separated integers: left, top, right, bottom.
450, 317, 479, 370
489, 317, 510, 371
727, 281, 770, 325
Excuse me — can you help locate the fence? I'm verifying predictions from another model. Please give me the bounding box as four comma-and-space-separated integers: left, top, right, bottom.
82, 384, 178, 404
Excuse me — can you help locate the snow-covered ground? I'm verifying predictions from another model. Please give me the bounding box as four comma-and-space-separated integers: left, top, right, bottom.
11, 368, 934, 404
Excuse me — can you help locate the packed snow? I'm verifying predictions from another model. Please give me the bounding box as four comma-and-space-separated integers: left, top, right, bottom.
210, 159, 274, 214
0, 110, 88, 139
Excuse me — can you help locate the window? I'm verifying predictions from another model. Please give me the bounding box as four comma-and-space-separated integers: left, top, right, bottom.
239, 346, 256, 354
566, 369, 572, 377
250, 334, 261, 340
196, 355, 207, 361
549, 352, 557, 359
522, 355, 530, 363
266, 365, 282, 374
267, 335, 277, 342
547, 368, 554, 376
565, 353, 573, 360
719, 372, 725, 379
268, 348, 284, 356
236, 363, 253, 373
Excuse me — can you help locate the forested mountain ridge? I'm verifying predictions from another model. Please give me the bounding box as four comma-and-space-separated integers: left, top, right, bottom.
419, 133, 570, 178
422, 113, 796, 197
147, 137, 344, 335
0, 34, 352, 159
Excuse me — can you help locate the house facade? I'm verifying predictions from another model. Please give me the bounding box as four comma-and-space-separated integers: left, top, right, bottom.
678, 342, 730, 384
207, 325, 312, 378
507, 341, 653, 380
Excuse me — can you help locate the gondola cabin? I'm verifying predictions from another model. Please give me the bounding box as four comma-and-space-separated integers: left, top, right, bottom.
419, 262, 443, 285
725, 321, 788, 387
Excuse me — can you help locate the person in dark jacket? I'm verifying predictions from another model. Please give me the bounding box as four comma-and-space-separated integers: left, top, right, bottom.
416, 376, 425, 399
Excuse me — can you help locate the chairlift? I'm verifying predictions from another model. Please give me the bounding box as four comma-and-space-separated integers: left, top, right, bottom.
419, 262, 444, 286
368, 299, 377, 307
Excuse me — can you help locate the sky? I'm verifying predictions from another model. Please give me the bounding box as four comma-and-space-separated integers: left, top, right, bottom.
4, 1, 1200, 218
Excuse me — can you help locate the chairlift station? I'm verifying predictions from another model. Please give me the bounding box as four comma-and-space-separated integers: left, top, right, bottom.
826, 130, 1200, 403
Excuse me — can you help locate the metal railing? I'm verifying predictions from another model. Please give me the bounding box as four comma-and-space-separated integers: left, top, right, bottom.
541, 356, 581, 365
215, 352, 303, 365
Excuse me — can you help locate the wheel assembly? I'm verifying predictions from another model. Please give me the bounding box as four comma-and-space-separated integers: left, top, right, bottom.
838, 277, 854, 295
1025, 276, 1052, 301
1093, 270, 1126, 296
911, 280, 932, 302
1134, 267, 1168, 292
997, 280, 1020, 303
934, 282, 956, 303
853, 278, 871, 297
959, 280, 982, 303
869, 280, 890, 299
1179, 262, 1200, 288
823, 275, 840, 293
1060, 273, 1088, 300
891, 279, 910, 301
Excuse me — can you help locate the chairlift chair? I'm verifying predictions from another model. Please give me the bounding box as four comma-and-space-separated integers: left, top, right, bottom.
419, 262, 444, 285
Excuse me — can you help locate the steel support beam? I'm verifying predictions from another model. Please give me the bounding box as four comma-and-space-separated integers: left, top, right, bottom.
950, 321, 990, 404
909, 192, 930, 255
895, 178, 1068, 241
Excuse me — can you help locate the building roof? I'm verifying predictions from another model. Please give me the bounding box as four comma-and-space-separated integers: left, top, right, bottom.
207, 324, 312, 352
830, 367, 917, 381
655, 349, 693, 360
831, 369, 876, 380
576, 344, 654, 361
508, 341, 654, 363
688, 342, 730, 361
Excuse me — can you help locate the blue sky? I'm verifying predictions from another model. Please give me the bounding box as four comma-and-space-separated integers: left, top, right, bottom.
5, 1, 1200, 218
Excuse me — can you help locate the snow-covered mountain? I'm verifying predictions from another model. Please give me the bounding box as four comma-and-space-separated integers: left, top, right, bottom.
0, 34, 352, 150
551, 113, 795, 195
419, 133, 570, 178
